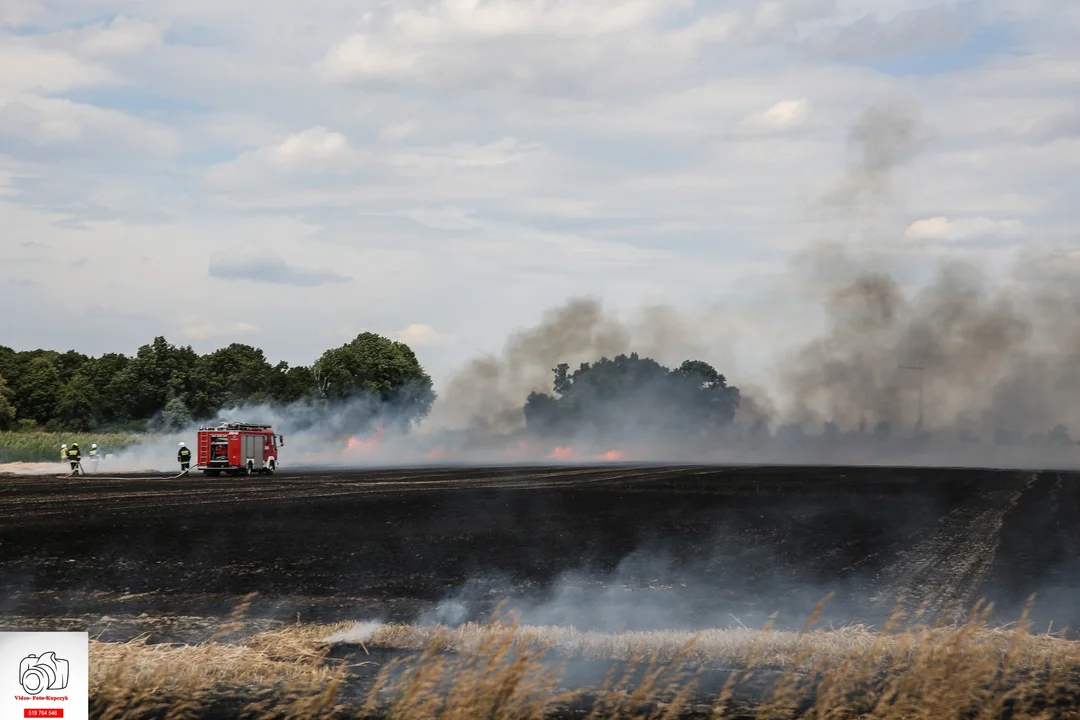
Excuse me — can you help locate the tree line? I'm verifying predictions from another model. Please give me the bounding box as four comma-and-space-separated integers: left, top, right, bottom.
524, 353, 740, 440
0, 331, 743, 440
0, 333, 435, 433
9, 330, 1071, 448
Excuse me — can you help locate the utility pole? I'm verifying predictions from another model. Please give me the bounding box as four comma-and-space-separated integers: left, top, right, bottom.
899, 363, 924, 435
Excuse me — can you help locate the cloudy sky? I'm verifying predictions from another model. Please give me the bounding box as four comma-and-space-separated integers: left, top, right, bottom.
1, 0, 1077, 392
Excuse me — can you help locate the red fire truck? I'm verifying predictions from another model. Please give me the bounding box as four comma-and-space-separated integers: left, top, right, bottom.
196, 422, 283, 476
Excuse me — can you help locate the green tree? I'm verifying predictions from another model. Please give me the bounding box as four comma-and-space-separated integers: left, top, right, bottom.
55, 349, 89, 384
55, 374, 98, 431
14, 355, 62, 425
0, 332, 431, 432
267, 362, 317, 405
0, 345, 15, 383
77, 353, 132, 426
114, 337, 197, 421
312, 332, 435, 429
524, 353, 739, 440
188, 343, 276, 414
0, 375, 15, 430
523, 390, 559, 433
669, 359, 740, 430
160, 396, 192, 431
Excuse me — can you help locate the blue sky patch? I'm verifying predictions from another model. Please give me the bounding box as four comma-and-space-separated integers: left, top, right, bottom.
867, 25, 1016, 76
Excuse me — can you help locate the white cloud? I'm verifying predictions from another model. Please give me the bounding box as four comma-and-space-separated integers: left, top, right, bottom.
393, 323, 454, 348
0, 94, 179, 154
0, 170, 17, 197
179, 321, 259, 340
1020, 104, 1080, 144
669, 12, 741, 45
0, 99, 82, 143
391, 0, 669, 41
380, 119, 418, 141
0, 42, 114, 96
257, 126, 354, 169
78, 16, 164, 57
904, 216, 1028, 241
0, 0, 43, 28
740, 98, 811, 132
388, 137, 540, 171
317, 34, 419, 82
204, 127, 359, 189
316, 2, 734, 90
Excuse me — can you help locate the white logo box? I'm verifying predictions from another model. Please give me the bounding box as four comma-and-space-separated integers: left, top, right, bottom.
0, 632, 88, 720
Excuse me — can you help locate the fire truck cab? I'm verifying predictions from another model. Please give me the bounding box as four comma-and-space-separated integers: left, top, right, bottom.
196, 422, 283, 476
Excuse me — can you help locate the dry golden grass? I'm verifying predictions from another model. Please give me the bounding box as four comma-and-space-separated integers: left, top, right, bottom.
332, 618, 885, 666
89, 594, 349, 719
86, 597, 1080, 719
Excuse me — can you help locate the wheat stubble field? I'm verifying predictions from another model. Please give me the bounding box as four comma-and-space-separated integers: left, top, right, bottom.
3, 463, 1080, 718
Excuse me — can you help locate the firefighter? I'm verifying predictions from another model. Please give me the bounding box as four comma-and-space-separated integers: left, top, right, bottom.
177, 442, 191, 474
67, 442, 81, 475
61, 444, 67, 463
88, 443, 99, 473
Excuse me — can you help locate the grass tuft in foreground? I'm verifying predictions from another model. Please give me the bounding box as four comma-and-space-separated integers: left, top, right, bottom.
88, 597, 1080, 719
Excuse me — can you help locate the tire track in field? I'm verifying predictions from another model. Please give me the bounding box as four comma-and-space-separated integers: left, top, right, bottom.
870, 471, 1036, 620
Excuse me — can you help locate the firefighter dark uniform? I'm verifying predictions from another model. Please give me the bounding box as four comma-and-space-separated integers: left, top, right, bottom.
178, 443, 192, 472
67, 443, 81, 474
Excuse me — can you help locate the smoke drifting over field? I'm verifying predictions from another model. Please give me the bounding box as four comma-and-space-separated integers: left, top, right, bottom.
400, 247, 1079, 468
48, 99, 1077, 473
433, 299, 724, 435
418, 544, 848, 634
779, 247, 1080, 441
403, 100, 1080, 468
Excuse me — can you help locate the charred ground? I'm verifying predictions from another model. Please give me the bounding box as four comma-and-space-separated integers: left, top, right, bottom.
2, 464, 1079, 640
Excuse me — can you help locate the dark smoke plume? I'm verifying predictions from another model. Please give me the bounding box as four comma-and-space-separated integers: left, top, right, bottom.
432, 249, 1080, 454
426, 99, 1080, 461
821, 100, 928, 207
775, 246, 1080, 441
434, 297, 725, 433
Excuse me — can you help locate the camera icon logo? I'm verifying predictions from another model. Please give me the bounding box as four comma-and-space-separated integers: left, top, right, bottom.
19, 652, 69, 695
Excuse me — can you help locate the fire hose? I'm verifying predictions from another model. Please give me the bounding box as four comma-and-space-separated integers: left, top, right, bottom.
61, 462, 192, 480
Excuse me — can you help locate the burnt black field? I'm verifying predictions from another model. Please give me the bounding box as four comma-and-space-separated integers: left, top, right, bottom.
3, 463, 1080, 641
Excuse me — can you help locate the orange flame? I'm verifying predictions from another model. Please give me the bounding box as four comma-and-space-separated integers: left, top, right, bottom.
345, 425, 384, 455
426, 445, 449, 460
548, 445, 574, 460
598, 449, 623, 461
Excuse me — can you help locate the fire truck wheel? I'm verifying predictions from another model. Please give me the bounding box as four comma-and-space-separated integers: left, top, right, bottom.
245, 460, 254, 475
266, 459, 275, 474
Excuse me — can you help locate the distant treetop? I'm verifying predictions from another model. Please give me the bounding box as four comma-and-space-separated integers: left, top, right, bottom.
523, 352, 739, 441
